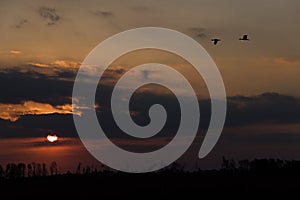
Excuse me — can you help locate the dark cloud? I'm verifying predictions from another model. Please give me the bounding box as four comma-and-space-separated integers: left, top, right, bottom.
189, 27, 208, 38
38, 7, 61, 25
222, 131, 300, 144
0, 69, 73, 105
1, 67, 299, 129
0, 66, 300, 145
100, 66, 127, 81
92, 10, 113, 17
14, 19, 28, 29
0, 114, 77, 139
91, 10, 121, 30
226, 93, 300, 126
95, 91, 300, 135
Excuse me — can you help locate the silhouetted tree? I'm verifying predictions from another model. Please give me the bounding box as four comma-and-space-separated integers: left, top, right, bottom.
238, 159, 250, 171
42, 163, 48, 176
84, 165, 91, 175
50, 161, 58, 175
284, 160, 300, 174
36, 163, 42, 176
168, 162, 184, 172
222, 157, 236, 171
27, 163, 33, 177
5, 163, 17, 179
222, 156, 229, 169
76, 162, 82, 174
0, 164, 3, 178
17, 163, 26, 178
249, 158, 284, 173
31, 162, 36, 176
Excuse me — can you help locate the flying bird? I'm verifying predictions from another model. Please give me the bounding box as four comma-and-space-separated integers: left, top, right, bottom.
239, 34, 249, 41
211, 38, 221, 45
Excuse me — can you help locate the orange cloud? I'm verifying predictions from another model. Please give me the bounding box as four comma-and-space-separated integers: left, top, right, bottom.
28, 60, 81, 69
28, 62, 50, 68
9, 50, 21, 55
53, 60, 81, 69
0, 101, 80, 122
273, 57, 300, 66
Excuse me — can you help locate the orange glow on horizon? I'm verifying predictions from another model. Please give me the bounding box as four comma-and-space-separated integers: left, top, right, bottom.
47, 134, 58, 143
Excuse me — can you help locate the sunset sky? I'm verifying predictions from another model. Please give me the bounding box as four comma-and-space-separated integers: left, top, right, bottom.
0, 0, 300, 172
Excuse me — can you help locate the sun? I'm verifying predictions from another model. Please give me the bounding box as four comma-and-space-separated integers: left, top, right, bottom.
47, 134, 58, 143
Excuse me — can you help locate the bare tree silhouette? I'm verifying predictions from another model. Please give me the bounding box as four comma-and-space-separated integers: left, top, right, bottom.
0, 164, 4, 178
50, 161, 58, 175
31, 162, 36, 176
5, 163, 18, 179
238, 159, 250, 171
76, 162, 82, 174
36, 163, 42, 176
17, 163, 26, 178
42, 163, 48, 176
222, 156, 236, 170
27, 163, 33, 177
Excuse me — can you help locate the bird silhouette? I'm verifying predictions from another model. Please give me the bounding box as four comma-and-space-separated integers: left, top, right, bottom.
211, 38, 221, 45
239, 34, 249, 41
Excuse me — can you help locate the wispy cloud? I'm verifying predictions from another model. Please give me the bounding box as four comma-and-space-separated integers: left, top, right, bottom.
91, 10, 113, 17
273, 57, 300, 66
14, 19, 28, 29
226, 92, 300, 126
27, 62, 49, 68
261, 56, 300, 68
53, 60, 81, 69
189, 27, 208, 39
38, 7, 61, 25
27, 60, 81, 70
0, 101, 79, 122
9, 50, 21, 55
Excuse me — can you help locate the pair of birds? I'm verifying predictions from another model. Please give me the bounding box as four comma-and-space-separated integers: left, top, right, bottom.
211, 34, 249, 45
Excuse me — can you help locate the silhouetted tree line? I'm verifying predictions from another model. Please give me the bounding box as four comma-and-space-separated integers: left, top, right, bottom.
221, 157, 300, 175
0, 161, 58, 179
2, 158, 300, 179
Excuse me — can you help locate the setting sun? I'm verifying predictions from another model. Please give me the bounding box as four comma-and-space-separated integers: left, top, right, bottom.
47, 134, 58, 143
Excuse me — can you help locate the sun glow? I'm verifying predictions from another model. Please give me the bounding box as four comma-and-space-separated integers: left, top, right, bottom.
47, 134, 58, 143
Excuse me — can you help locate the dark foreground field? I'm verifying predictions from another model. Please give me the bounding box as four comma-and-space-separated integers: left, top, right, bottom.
1, 167, 300, 199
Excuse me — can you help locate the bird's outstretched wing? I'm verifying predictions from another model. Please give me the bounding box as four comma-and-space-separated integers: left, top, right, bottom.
239, 34, 249, 40
211, 39, 220, 45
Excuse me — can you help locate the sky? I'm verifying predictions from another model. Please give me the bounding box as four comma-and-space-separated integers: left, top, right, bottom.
0, 0, 300, 172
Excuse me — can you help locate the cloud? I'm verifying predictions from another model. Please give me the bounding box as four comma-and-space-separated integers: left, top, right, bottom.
9, 50, 21, 55
0, 101, 80, 122
27, 62, 49, 68
26, 60, 81, 75
0, 114, 78, 138
38, 7, 61, 25
189, 27, 208, 39
273, 57, 300, 66
29, 60, 81, 69
1, 66, 300, 140
261, 56, 300, 67
96, 91, 300, 136
52, 60, 81, 69
0, 69, 74, 105
14, 19, 28, 29
100, 65, 127, 81
226, 92, 300, 126
92, 10, 113, 17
